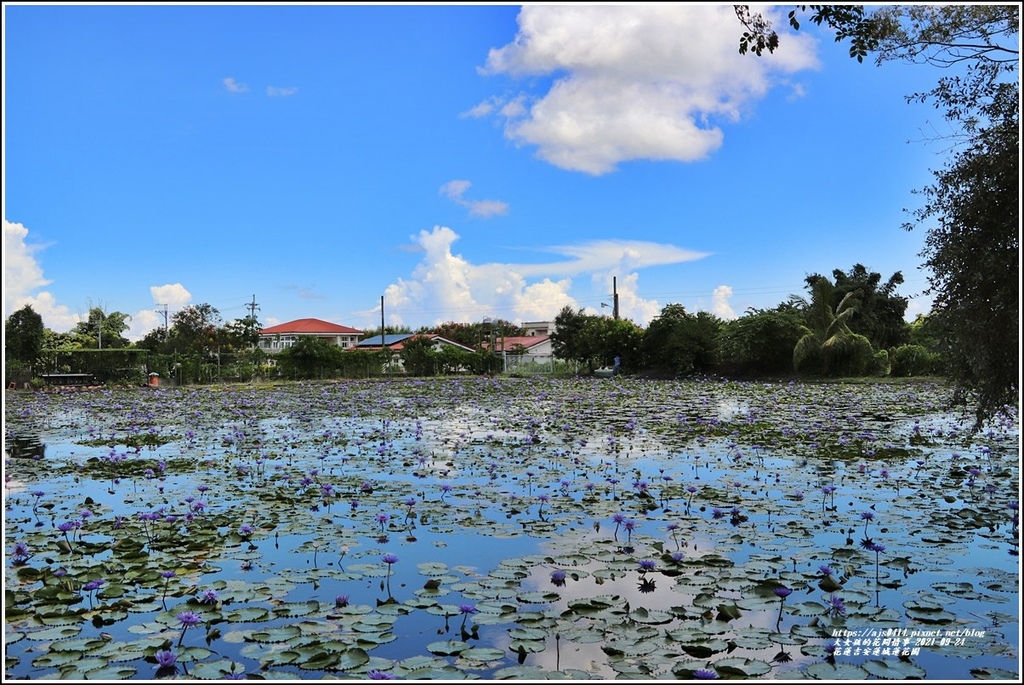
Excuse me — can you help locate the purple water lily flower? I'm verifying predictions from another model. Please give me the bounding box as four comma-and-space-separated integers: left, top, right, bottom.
154, 649, 177, 668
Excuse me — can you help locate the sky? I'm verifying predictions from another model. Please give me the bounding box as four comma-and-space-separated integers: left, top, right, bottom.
4, 2, 961, 341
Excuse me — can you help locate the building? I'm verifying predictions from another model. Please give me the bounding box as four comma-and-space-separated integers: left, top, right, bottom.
353, 333, 475, 353
522, 321, 554, 337
258, 318, 364, 354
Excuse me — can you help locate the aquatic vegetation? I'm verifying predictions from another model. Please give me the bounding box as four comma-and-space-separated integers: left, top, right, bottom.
2, 377, 1018, 680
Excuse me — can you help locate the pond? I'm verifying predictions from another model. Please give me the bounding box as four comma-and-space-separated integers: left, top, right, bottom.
3, 377, 1019, 680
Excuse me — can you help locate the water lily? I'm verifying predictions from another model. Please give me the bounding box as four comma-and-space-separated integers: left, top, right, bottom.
826, 594, 847, 618
10, 541, 30, 565
860, 510, 875, 536
458, 603, 477, 629
154, 648, 177, 668
773, 585, 792, 631
693, 668, 718, 679
176, 610, 202, 646
550, 569, 567, 587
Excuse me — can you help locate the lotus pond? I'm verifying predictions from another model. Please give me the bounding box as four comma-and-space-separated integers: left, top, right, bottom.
3, 376, 1020, 680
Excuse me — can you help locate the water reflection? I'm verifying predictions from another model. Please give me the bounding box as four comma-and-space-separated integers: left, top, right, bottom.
5, 435, 45, 460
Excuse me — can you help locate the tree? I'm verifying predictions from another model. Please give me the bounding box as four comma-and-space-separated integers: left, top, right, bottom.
815, 264, 909, 350
168, 304, 222, 355
736, 4, 1019, 427
222, 315, 262, 352
597, 318, 645, 374
910, 75, 1018, 428
5, 305, 45, 370
72, 307, 131, 349
720, 303, 806, 376
276, 336, 342, 380
400, 335, 439, 377
641, 304, 723, 376
550, 306, 602, 373
793, 276, 874, 377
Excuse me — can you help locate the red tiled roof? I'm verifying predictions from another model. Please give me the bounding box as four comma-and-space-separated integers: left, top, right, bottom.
490, 335, 550, 352
260, 318, 363, 335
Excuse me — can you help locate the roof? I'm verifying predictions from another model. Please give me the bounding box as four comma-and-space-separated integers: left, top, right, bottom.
354, 333, 475, 352
489, 335, 550, 352
260, 318, 364, 336
355, 333, 414, 348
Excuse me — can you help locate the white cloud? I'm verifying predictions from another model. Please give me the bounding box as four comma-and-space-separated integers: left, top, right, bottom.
4, 220, 79, 332
369, 226, 707, 328
3, 222, 198, 341
4, 220, 51, 309
439, 179, 509, 218
267, 85, 298, 97
223, 77, 249, 93
480, 5, 819, 174
150, 283, 192, 309
712, 284, 737, 320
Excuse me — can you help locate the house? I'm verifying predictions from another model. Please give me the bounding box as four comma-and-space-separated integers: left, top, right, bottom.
485, 335, 552, 357
522, 321, 554, 337
258, 318, 364, 353
353, 333, 475, 353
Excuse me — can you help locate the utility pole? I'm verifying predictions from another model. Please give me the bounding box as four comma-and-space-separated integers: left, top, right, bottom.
380, 296, 386, 375
612, 276, 620, 320
245, 294, 260, 320
157, 304, 169, 340
244, 295, 260, 349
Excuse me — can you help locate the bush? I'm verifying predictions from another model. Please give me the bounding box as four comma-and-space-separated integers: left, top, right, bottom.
890, 344, 942, 377
870, 349, 891, 377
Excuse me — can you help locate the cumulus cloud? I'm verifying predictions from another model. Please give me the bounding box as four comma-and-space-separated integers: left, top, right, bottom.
223, 77, 249, 93
368, 225, 706, 328
3, 220, 200, 340
267, 85, 298, 97
712, 284, 737, 320
477, 5, 819, 174
439, 180, 510, 218
4, 220, 79, 332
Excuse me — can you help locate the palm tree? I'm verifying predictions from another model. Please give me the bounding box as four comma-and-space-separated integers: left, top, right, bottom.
793, 277, 873, 376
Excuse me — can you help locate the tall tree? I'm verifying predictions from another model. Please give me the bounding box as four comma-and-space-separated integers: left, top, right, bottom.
641, 304, 723, 376
793, 276, 874, 377
814, 264, 909, 350
550, 306, 602, 373
72, 308, 131, 349
168, 304, 222, 355
720, 303, 806, 375
736, 4, 1019, 427
5, 304, 45, 370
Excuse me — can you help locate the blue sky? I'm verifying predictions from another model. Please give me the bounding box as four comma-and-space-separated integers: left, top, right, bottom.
5, 3, 953, 340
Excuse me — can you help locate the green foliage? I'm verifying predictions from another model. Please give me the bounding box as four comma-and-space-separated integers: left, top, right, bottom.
720, 305, 805, 375
275, 337, 344, 380
47, 349, 149, 385
166, 304, 223, 356
894, 8, 1018, 429
5, 304, 45, 368
550, 306, 601, 373
737, 4, 1018, 426
890, 345, 943, 378
400, 336, 439, 376
826, 264, 909, 350
72, 308, 131, 349
641, 304, 722, 376
870, 348, 891, 377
